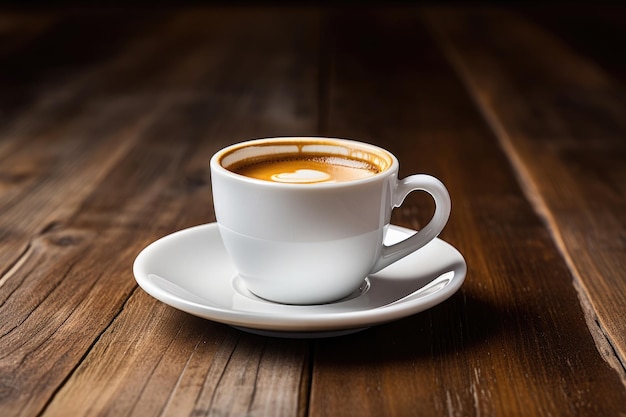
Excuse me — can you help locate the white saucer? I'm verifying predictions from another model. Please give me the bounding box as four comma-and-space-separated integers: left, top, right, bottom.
133, 223, 466, 338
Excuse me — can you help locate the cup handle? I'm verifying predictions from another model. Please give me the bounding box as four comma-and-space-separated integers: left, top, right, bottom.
370, 174, 451, 274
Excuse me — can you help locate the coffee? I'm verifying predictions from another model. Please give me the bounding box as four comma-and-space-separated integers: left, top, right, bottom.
231, 155, 380, 184
219, 139, 393, 185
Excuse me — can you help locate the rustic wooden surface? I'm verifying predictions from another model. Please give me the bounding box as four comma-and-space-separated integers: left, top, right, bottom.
1, 5, 625, 417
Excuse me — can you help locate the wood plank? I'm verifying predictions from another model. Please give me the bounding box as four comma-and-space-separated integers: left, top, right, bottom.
522, 5, 626, 84
309, 7, 626, 417
0, 18, 191, 417
424, 7, 626, 379
3, 5, 624, 417
0, 9, 175, 273
0, 7, 320, 417
0, 9, 57, 126
0, 9, 164, 128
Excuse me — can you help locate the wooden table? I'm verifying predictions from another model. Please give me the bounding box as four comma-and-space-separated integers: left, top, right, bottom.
1, 4, 625, 416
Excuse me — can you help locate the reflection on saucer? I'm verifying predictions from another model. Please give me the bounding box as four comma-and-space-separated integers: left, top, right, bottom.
133, 223, 466, 338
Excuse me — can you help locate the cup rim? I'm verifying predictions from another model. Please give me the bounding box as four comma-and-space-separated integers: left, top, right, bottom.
210, 136, 399, 188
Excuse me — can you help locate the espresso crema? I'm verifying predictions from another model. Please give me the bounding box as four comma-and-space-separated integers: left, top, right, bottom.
219, 139, 393, 184
231, 155, 380, 183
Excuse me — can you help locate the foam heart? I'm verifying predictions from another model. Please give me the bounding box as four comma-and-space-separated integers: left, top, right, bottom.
271, 169, 332, 183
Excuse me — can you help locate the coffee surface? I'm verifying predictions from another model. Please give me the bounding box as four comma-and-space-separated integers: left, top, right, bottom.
231, 155, 381, 183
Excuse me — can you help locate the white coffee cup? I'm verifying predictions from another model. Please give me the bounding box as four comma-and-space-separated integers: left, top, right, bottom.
210, 137, 451, 305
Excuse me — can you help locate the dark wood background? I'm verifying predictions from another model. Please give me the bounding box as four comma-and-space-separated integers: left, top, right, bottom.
0, 3, 625, 416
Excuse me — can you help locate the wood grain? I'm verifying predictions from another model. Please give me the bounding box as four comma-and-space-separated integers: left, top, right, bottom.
521, 5, 626, 84
1, 7, 319, 417
424, 7, 626, 379
308, 7, 626, 417
1, 5, 625, 417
